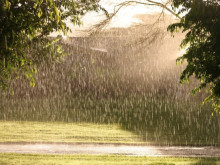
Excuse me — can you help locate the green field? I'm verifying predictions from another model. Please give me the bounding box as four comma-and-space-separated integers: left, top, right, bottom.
0, 121, 143, 144
1, 95, 219, 146
0, 154, 219, 165
0, 115, 219, 145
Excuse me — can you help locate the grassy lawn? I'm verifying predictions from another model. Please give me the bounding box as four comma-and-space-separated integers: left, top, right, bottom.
0, 106, 219, 145
0, 154, 219, 165
0, 121, 143, 144
1, 92, 219, 146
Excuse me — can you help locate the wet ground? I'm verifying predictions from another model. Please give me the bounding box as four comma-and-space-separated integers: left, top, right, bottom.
0, 143, 219, 157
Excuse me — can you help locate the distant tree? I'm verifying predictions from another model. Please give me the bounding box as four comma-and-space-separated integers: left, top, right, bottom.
93, 0, 220, 112
0, 0, 100, 91
168, 0, 220, 112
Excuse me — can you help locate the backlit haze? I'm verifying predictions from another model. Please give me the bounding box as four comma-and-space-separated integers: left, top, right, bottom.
53, 0, 170, 37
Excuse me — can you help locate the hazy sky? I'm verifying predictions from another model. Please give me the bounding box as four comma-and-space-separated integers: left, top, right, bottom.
99, 0, 167, 27
56, 0, 168, 37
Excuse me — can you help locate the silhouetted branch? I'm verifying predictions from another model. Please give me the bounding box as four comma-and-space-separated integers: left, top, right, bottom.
89, 0, 181, 35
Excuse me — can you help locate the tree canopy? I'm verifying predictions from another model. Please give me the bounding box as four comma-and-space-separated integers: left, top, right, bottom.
0, 0, 100, 91
168, 0, 220, 112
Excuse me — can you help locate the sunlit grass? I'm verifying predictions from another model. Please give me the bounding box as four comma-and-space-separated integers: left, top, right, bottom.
0, 121, 143, 144
1, 96, 219, 146
0, 154, 219, 165
0, 95, 219, 146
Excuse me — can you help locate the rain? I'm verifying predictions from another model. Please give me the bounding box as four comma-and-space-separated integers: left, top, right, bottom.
0, 10, 219, 148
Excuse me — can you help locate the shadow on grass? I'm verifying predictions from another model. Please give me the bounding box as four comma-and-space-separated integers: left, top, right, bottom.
0, 95, 219, 146
193, 158, 219, 165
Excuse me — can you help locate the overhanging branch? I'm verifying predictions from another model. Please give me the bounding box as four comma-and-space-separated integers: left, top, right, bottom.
89, 0, 181, 35
115, 0, 181, 19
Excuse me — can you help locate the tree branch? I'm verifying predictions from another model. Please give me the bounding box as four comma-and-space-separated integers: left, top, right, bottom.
89, 0, 181, 35
115, 0, 181, 19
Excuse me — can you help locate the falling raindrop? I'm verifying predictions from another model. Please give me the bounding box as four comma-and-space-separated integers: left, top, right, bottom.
0, 13, 219, 147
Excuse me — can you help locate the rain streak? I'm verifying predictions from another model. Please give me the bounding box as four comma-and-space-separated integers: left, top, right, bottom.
0, 14, 219, 146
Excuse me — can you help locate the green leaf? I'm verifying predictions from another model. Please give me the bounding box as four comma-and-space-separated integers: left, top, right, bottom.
30, 78, 35, 87
26, 72, 31, 79
5, 0, 11, 10
38, 8, 43, 18
54, 6, 60, 22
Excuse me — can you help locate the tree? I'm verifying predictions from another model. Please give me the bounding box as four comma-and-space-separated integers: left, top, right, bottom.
0, 0, 100, 91
92, 0, 220, 112
168, 0, 220, 112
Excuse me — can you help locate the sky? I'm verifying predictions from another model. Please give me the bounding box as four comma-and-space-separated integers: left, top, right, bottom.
60, 0, 169, 37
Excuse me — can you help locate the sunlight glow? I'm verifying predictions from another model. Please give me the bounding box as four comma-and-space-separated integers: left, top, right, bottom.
61, 34, 67, 40
56, 0, 171, 36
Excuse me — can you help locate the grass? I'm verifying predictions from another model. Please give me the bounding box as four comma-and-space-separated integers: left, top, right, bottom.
0, 96, 219, 146
0, 121, 143, 144
0, 154, 219, 165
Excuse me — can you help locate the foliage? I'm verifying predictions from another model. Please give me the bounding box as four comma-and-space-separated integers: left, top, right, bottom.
0, 0, 100, 91
168, 0, 220, 112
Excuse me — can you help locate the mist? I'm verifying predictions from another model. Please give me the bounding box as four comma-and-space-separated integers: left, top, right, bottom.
0, 13, 218, 146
